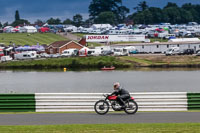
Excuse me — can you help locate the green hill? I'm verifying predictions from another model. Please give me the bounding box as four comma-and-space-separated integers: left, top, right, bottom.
0, 33, 67, 46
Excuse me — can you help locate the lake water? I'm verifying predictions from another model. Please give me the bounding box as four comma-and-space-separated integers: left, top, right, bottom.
0, 69, 199, 93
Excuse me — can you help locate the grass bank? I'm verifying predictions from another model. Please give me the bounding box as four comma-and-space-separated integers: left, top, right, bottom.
0, 123, 200, 133
0, 56, 131, 70
1, 55, 200, 70
0, 33, 66, 46
119, 55, 200, 68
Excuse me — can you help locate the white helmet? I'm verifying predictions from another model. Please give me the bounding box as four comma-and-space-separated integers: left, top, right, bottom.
113, 82, 120, 89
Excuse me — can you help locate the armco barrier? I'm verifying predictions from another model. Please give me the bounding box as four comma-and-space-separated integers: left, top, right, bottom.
0, 94, 35, 112
1, 92, 195, 112
187, 93, 200, 110
35, 92, 188, 112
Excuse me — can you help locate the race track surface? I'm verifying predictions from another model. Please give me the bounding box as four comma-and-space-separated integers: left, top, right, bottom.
0, 112, 200, 125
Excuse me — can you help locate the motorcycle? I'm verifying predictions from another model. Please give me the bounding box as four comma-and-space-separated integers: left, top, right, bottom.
94, 94, 138, 115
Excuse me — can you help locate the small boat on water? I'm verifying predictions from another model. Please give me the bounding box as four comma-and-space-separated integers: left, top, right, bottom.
101, 66, 115, 70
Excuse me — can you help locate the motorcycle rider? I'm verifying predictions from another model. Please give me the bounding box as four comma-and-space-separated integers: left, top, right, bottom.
110, 82, 130, 108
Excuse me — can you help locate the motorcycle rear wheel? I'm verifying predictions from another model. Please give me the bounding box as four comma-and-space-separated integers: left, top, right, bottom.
124, 100, 138, 114
94, 100, 109, 115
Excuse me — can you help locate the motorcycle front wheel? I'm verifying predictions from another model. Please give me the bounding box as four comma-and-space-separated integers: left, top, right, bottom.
124, 100, 138, 114
94, 100, 109, 115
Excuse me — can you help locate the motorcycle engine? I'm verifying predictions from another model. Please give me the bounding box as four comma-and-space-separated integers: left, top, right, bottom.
111, 101, 122, 111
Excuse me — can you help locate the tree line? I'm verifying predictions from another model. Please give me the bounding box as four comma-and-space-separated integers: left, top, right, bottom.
1, 0, 200, 28
129, 1, 200, 24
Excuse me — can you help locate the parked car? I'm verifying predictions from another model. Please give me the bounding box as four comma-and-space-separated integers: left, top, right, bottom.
129, 49, 139, 54
49, 53, 61, 58
1, 56, 12, 62
101, 50, 113, 56
178, 49, 194, 55
40, 53, 50, 58
196, 51, 200, 56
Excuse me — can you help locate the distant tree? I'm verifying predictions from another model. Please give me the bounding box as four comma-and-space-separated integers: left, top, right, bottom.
164, 2, 178, 9
134, 1, 149, 12
148, 7, 163, 24
179, 9, 194, 23
63, 18, 73, 24
117, 6, 130, 23
55, 18, 61, 24
182, 3, 200, 23
163, 7, 181, 24
182, 3, 193, 10
15, 10, 20, 21
73, 14, 83, 27
94, 11, 116, 25
0, 22, 2, 28
3, 22, 9, 27
130, 2, 200, 24
12, 19, 30, 27
34, 19, 44, 26
89, 0, 129, 23
47, 18, 61, 24
132, 9, 153, 24
83, 18, 93, 27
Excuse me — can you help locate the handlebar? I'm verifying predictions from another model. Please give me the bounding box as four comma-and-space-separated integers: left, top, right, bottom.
103, 94, 110, 98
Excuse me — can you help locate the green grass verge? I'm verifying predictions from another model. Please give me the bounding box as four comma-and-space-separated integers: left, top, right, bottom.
0, 56, 131, 69
119, 56, 153, 66
87, 42, 103, 47
119, 56, 200, 67
72, 33, 88, 38
0, 123, 200, 133
150, 38, 168, 42
0, 33, 66, 46
2, 55, 200, 70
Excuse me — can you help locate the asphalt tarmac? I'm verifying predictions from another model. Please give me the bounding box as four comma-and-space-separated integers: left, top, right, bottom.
0, 112, 200, 125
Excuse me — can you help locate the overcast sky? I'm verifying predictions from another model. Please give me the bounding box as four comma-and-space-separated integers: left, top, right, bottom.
0, 0, 200, 23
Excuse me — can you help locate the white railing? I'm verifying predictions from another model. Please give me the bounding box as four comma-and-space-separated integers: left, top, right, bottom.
35, 92, 187, 112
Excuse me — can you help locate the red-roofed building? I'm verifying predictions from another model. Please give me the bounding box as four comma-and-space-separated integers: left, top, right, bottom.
46, 40, 84, 54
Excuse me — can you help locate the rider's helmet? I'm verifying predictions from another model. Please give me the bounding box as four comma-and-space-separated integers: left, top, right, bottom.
113, 82, 120, 90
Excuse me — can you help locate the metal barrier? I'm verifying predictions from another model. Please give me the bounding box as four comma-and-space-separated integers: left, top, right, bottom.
187, 93, 200, 110
35, 92, 188, 112
0, 94, 35, 112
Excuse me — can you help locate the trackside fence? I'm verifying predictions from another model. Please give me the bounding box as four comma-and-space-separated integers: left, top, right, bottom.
187, 93, 200, 110
1, 92, 199, 112
35, 92, 188, 112
0, 94, 35, 112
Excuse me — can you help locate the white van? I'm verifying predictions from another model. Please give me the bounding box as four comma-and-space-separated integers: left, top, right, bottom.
87, 49, 102, 56
1, 56, 12, 62
14, 51, 38, 60
113, 47, 128, 56
61, 49, 78, 57
165, 47, 180, 56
